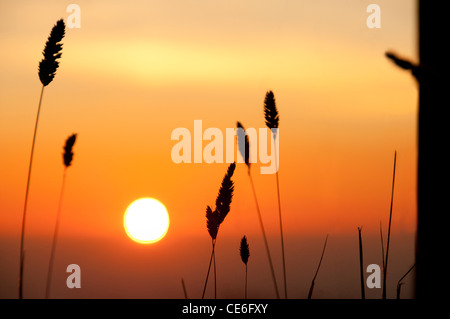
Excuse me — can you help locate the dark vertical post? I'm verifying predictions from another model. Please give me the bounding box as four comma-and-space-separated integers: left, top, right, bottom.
417, 1, 447, 300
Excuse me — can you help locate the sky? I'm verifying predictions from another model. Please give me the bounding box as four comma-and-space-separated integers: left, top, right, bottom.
0, 0, 417, 299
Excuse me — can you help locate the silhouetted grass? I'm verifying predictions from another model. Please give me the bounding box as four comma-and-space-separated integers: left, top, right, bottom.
396, 264, 415, 299
382, 151, 397, 299
385, 51, 423, 80
239, 235, 250, 299
202, 163, 235, 299
237, 121, 280, 299
181, 278, 188, 299
358, 227, 365, 299
19, 18, 65, 299
45, 133, 77, 299
264, 90, 287, 299
308, 234, 328, 299
380, 220, 385, 275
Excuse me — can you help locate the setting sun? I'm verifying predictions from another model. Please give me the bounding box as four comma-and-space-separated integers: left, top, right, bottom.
123, 198, 170, 244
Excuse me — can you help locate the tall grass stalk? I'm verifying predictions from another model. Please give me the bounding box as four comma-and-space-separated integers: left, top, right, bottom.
202, 163, 235, 299
240, 235, 250, 299
382, 150, 397, 299
358, 227, 365, 299
237, 121, 280, 299
19, 85, 43, 298
45, 134, 76, 299
19, 19, 65, 299
263, 91, 287, 299
308, 235, 328, 299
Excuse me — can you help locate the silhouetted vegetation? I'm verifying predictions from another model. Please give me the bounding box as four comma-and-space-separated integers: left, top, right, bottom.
382, 151, 397, 299
307, 234, 328, 299
19, 18, 65, 299
239, 235, 250, 299
397, 264, 415, 299
45, 134, 77, 299
263, 91, 287, 299
358, 227, 365, 299
202, 163, 236, 299
237, 121, 280, 299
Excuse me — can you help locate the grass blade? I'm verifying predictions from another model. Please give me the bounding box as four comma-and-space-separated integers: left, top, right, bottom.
385, 52, 414, 71
45, 134, 77, 299
382, 150, 397, 299
181, 278, 188, 299
358, 227, 365, 299
19, 84, 44, 299
380, 220, 385, 272
396, 264, 415, 299
45, 168, 67, 298
202, 241, 215, 299
308, 234, 328, 299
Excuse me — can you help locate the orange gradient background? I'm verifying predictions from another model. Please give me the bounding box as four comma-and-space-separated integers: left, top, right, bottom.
0, 0, 417, 298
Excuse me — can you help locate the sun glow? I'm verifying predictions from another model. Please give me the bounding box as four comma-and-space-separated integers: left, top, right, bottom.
124, 198, 170, 244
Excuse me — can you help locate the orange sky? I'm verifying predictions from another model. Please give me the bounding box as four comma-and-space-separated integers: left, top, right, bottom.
0, 0, 417, 299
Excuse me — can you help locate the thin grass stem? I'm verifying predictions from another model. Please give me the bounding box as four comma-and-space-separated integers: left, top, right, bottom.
245, 263, 248, 299
380, 220, 385, 272
202, 240, 216, 299
396, 264, 415, 299
274, 141, 287, 299
19, 84, 45, 299
45, 167, 67, 299
383, 151, 397, 299
358, 227, 365, 299
181, 278, 188, 299
248, 171, 280, 299
308, 234, 328, 299
213, 242, 216, 299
